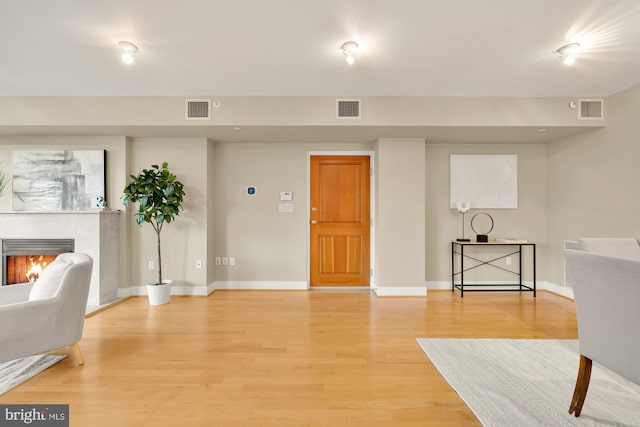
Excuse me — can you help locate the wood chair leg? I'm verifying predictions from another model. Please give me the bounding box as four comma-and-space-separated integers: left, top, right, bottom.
67, 342, 85, 365
569, 355, 592, 417
42, 342, 84, 366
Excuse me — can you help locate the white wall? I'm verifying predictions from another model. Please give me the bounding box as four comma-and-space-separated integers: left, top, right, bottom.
425, 142, 548, 283
2, 87, 637, 294
375, 139, 426, 289
0, 136, 129, 291
546, 83, 640, 286
206, 139, 216, 286
0, 96, 604, 127
127, 138, 209, 288
0, 136, 127, 212
212, 142, 372, 283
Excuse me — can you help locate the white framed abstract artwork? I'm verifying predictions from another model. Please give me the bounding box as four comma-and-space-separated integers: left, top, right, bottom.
450, 154, 518, 209
12, 150, 106, 211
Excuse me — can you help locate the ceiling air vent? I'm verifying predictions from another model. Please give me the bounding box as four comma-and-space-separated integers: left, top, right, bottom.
579, 99, 604, 120
337, 99, 361, 119
186, 99, 211, 120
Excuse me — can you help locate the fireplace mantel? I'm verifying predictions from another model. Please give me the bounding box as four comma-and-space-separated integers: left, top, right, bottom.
0, 210, 120, 306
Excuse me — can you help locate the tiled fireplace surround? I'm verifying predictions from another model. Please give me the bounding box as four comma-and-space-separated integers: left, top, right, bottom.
0, 211, 119, 307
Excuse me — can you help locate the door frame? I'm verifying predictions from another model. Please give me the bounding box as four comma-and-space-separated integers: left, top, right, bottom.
306, 151, 375, 289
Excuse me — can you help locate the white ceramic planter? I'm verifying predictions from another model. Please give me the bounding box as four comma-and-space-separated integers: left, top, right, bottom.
146, 280, 172, 305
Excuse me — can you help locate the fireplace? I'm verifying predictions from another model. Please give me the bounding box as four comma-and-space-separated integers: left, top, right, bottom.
2, 238, 74, 286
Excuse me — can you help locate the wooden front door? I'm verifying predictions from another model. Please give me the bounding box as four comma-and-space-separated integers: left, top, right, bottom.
310, 155, 370, 287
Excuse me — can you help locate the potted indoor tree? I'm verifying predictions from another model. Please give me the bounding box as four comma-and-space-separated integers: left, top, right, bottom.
122, 162, 185, 305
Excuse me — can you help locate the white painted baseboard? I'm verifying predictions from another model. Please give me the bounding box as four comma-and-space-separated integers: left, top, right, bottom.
118, 284, 211, 297
426, 281, 451, 290
539, 281, 574, 299
212, 281, 308, 290
374, 286, 427, 297
426, 280, 574, 299
207, 282, 216, 295
116, 280, 573, 299
86, 297, 125, 315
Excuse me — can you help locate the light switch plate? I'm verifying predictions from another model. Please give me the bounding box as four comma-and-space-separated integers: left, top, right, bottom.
278, 203, 294, 213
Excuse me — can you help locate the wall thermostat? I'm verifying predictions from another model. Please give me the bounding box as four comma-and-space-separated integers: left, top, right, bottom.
246, 186, 256, 195
280, 191, 293, 201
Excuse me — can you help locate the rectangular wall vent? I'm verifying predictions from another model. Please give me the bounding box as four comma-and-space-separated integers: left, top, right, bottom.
186, 99, 211, 120
337, 99, 361, 119
579, 99, 604, 120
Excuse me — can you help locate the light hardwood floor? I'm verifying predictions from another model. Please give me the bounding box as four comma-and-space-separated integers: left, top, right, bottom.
0, 290, 577, 426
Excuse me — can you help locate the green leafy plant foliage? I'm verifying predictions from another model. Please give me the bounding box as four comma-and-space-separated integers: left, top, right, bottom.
122, 162, 185, 286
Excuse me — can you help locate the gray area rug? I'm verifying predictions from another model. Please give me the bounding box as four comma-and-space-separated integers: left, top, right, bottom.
417, 339, 640, 427
0, 354, 65, 396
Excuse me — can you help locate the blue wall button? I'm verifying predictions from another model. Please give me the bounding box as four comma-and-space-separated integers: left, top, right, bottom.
247, 186, 256, 195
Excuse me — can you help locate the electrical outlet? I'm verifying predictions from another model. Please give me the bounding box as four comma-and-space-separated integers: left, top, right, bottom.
229, 257, 235, 266
196, 259, 202, 269
222, 257, 228, 265
215, 257, 221, 265
148, 261, 154, 270
506, 256, 512, 266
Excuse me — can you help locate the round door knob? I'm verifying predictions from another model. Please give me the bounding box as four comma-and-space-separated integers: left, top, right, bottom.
311, 220, 317, 224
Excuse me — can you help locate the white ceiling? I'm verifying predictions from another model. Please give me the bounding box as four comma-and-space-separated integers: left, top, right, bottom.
2, 0, 640, 97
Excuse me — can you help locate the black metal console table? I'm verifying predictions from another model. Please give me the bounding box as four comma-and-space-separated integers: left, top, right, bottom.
451, 241, 536, 297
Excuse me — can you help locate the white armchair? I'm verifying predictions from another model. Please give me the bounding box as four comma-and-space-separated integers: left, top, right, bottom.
564, 247, 640, 416
577, 237, 640, 260
0, 252, 93, 364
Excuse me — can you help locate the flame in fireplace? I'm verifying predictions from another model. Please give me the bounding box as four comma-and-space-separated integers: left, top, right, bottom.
26, 256, 48, 283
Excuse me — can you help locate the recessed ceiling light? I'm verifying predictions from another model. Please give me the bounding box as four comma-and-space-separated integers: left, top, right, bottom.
555, 42, 580, 66
341, 41, 359, 65
118, 40, 139, 65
